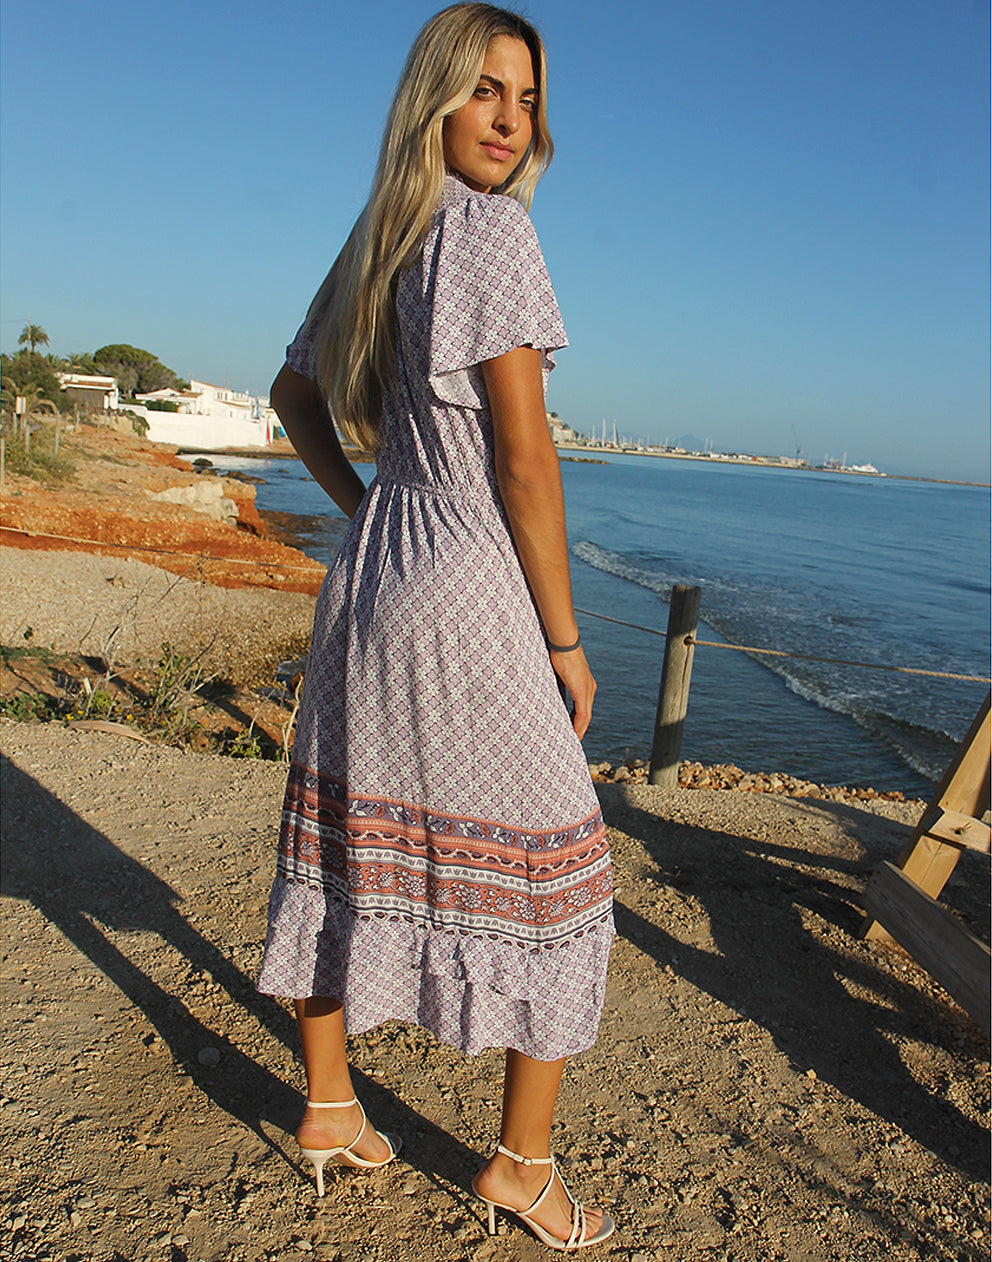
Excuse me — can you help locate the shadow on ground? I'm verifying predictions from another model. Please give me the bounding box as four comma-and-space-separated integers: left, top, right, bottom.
600, 788, 989, 1183
0, 755, 479, 1195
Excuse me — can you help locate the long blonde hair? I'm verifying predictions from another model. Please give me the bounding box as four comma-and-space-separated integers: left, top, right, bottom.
307, 3, 553, 451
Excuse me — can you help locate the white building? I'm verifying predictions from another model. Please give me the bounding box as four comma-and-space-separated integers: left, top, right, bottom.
128, 380, 275, 449
547, 412, 581, 445
58, 373, 120, 411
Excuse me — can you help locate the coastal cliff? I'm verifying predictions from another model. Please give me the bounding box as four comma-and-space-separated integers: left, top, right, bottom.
0, 421, 325, 595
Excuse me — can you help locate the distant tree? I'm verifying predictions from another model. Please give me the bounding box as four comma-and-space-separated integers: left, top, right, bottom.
65, 352, 99, 375
133, 358, 176, 393
0, 351, 65, 407
18, 324, 49, 354
1, 378, 60, 427
93, 343, 181, 396
114, 365, 139, 396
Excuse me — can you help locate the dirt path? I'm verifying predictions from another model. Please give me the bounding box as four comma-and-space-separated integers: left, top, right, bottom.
1, 719, 987, 1262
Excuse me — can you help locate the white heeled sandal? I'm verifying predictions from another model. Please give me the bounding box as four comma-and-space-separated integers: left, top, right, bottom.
298, 1097, 402, 1196
472, 1142, 616, 1251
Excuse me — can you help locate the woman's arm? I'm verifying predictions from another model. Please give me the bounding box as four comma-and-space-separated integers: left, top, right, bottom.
482, 346, 596, 739
270, 363, 367, 519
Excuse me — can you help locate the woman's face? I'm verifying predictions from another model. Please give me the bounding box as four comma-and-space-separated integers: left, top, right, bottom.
442, 35, 536, 193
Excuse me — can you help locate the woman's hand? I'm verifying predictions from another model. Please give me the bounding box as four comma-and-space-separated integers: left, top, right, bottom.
549, 645, 596, 739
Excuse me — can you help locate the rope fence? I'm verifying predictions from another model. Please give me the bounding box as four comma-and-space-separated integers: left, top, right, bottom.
574, 606, 990, 684
1, 526, 987, 684
0, 526, 323, 572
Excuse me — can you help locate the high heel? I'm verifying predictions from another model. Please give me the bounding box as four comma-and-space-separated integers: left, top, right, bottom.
297, 1098, 402, 1196
472, 1143, 615, 1251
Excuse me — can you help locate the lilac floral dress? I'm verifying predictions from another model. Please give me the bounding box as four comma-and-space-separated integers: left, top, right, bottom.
257, 175, 613, 1059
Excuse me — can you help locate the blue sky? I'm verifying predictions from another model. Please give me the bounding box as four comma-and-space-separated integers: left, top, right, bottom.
1, 0, 988, 479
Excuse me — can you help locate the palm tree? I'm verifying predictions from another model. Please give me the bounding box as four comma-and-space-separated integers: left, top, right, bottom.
18, 324, 49, 355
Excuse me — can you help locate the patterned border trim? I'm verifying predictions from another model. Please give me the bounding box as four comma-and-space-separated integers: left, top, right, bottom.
276, 765, 613, 948
284, 765, 605, 850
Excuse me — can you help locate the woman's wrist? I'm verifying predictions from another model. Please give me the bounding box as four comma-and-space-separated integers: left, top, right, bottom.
546, 631, 581, 653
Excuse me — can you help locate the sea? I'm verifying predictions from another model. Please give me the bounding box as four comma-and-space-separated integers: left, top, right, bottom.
212, 452, 990, 796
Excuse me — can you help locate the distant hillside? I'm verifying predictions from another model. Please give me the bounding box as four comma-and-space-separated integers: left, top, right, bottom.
672, 433, 709, 451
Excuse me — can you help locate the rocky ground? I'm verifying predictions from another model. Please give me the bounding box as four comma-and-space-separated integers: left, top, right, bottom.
1, 426, 989, 1262
1, 717, 989, 1262
0, 421, 324, 594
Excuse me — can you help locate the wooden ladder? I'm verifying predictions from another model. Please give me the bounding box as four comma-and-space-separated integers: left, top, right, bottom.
861, 692, 991, 1029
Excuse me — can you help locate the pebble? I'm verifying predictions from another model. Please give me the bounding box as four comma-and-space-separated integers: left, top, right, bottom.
76, 1196, 95, 1209
590, 755, 911, 801
197, 1046, 221, 1067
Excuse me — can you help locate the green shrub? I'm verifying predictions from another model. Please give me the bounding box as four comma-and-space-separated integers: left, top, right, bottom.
2, 428, 75, 486
0, 693, 59, 722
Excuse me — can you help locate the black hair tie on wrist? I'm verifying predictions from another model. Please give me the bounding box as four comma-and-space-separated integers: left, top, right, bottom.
546, 634, 581, 653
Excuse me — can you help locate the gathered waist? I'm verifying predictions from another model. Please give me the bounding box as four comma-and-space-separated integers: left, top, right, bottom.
372, 472, 501, 510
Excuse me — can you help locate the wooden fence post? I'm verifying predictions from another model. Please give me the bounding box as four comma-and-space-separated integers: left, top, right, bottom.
648, 584, 701, 788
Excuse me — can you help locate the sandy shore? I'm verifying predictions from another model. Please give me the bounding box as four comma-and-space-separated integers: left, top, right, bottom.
1, 715, 989, 1262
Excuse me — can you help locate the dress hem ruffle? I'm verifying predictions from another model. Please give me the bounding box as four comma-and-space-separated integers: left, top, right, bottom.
257, 873, 614, 1060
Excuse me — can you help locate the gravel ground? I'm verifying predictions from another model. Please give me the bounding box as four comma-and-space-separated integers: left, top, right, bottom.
1, 718, 988, 1262
1, 548, 317, 685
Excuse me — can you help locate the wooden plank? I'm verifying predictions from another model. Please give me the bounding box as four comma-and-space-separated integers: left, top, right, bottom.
863, 861, 991, 1029
923, 807, 992, 854
932, 693, 991, 822
863, 833, 963, 943
648, 585, 700, 789
862, 692, 990, 942
894, 834, 963, 903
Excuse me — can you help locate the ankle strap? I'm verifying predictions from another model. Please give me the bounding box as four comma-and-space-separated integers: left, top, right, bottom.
497, 1142, 554, 1166
306, 1097, 358, 1109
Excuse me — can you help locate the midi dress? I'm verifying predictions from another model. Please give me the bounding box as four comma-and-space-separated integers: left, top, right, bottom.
257, 173, 614, 1060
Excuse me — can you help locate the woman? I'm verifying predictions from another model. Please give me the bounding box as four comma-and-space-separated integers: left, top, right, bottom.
258, 4, 615, 1250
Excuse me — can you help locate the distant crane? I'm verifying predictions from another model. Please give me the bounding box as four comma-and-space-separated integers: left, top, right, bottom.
791, 425, 805, 463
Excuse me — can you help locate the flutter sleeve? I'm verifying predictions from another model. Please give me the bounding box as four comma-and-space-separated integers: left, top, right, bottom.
285, 315, 321, 381
427, 192, 568, 409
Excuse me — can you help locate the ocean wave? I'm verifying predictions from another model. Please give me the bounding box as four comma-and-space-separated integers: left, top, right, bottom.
775, 671, 957, 782
571, 536, 969, 784
571, 540, 674, 599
